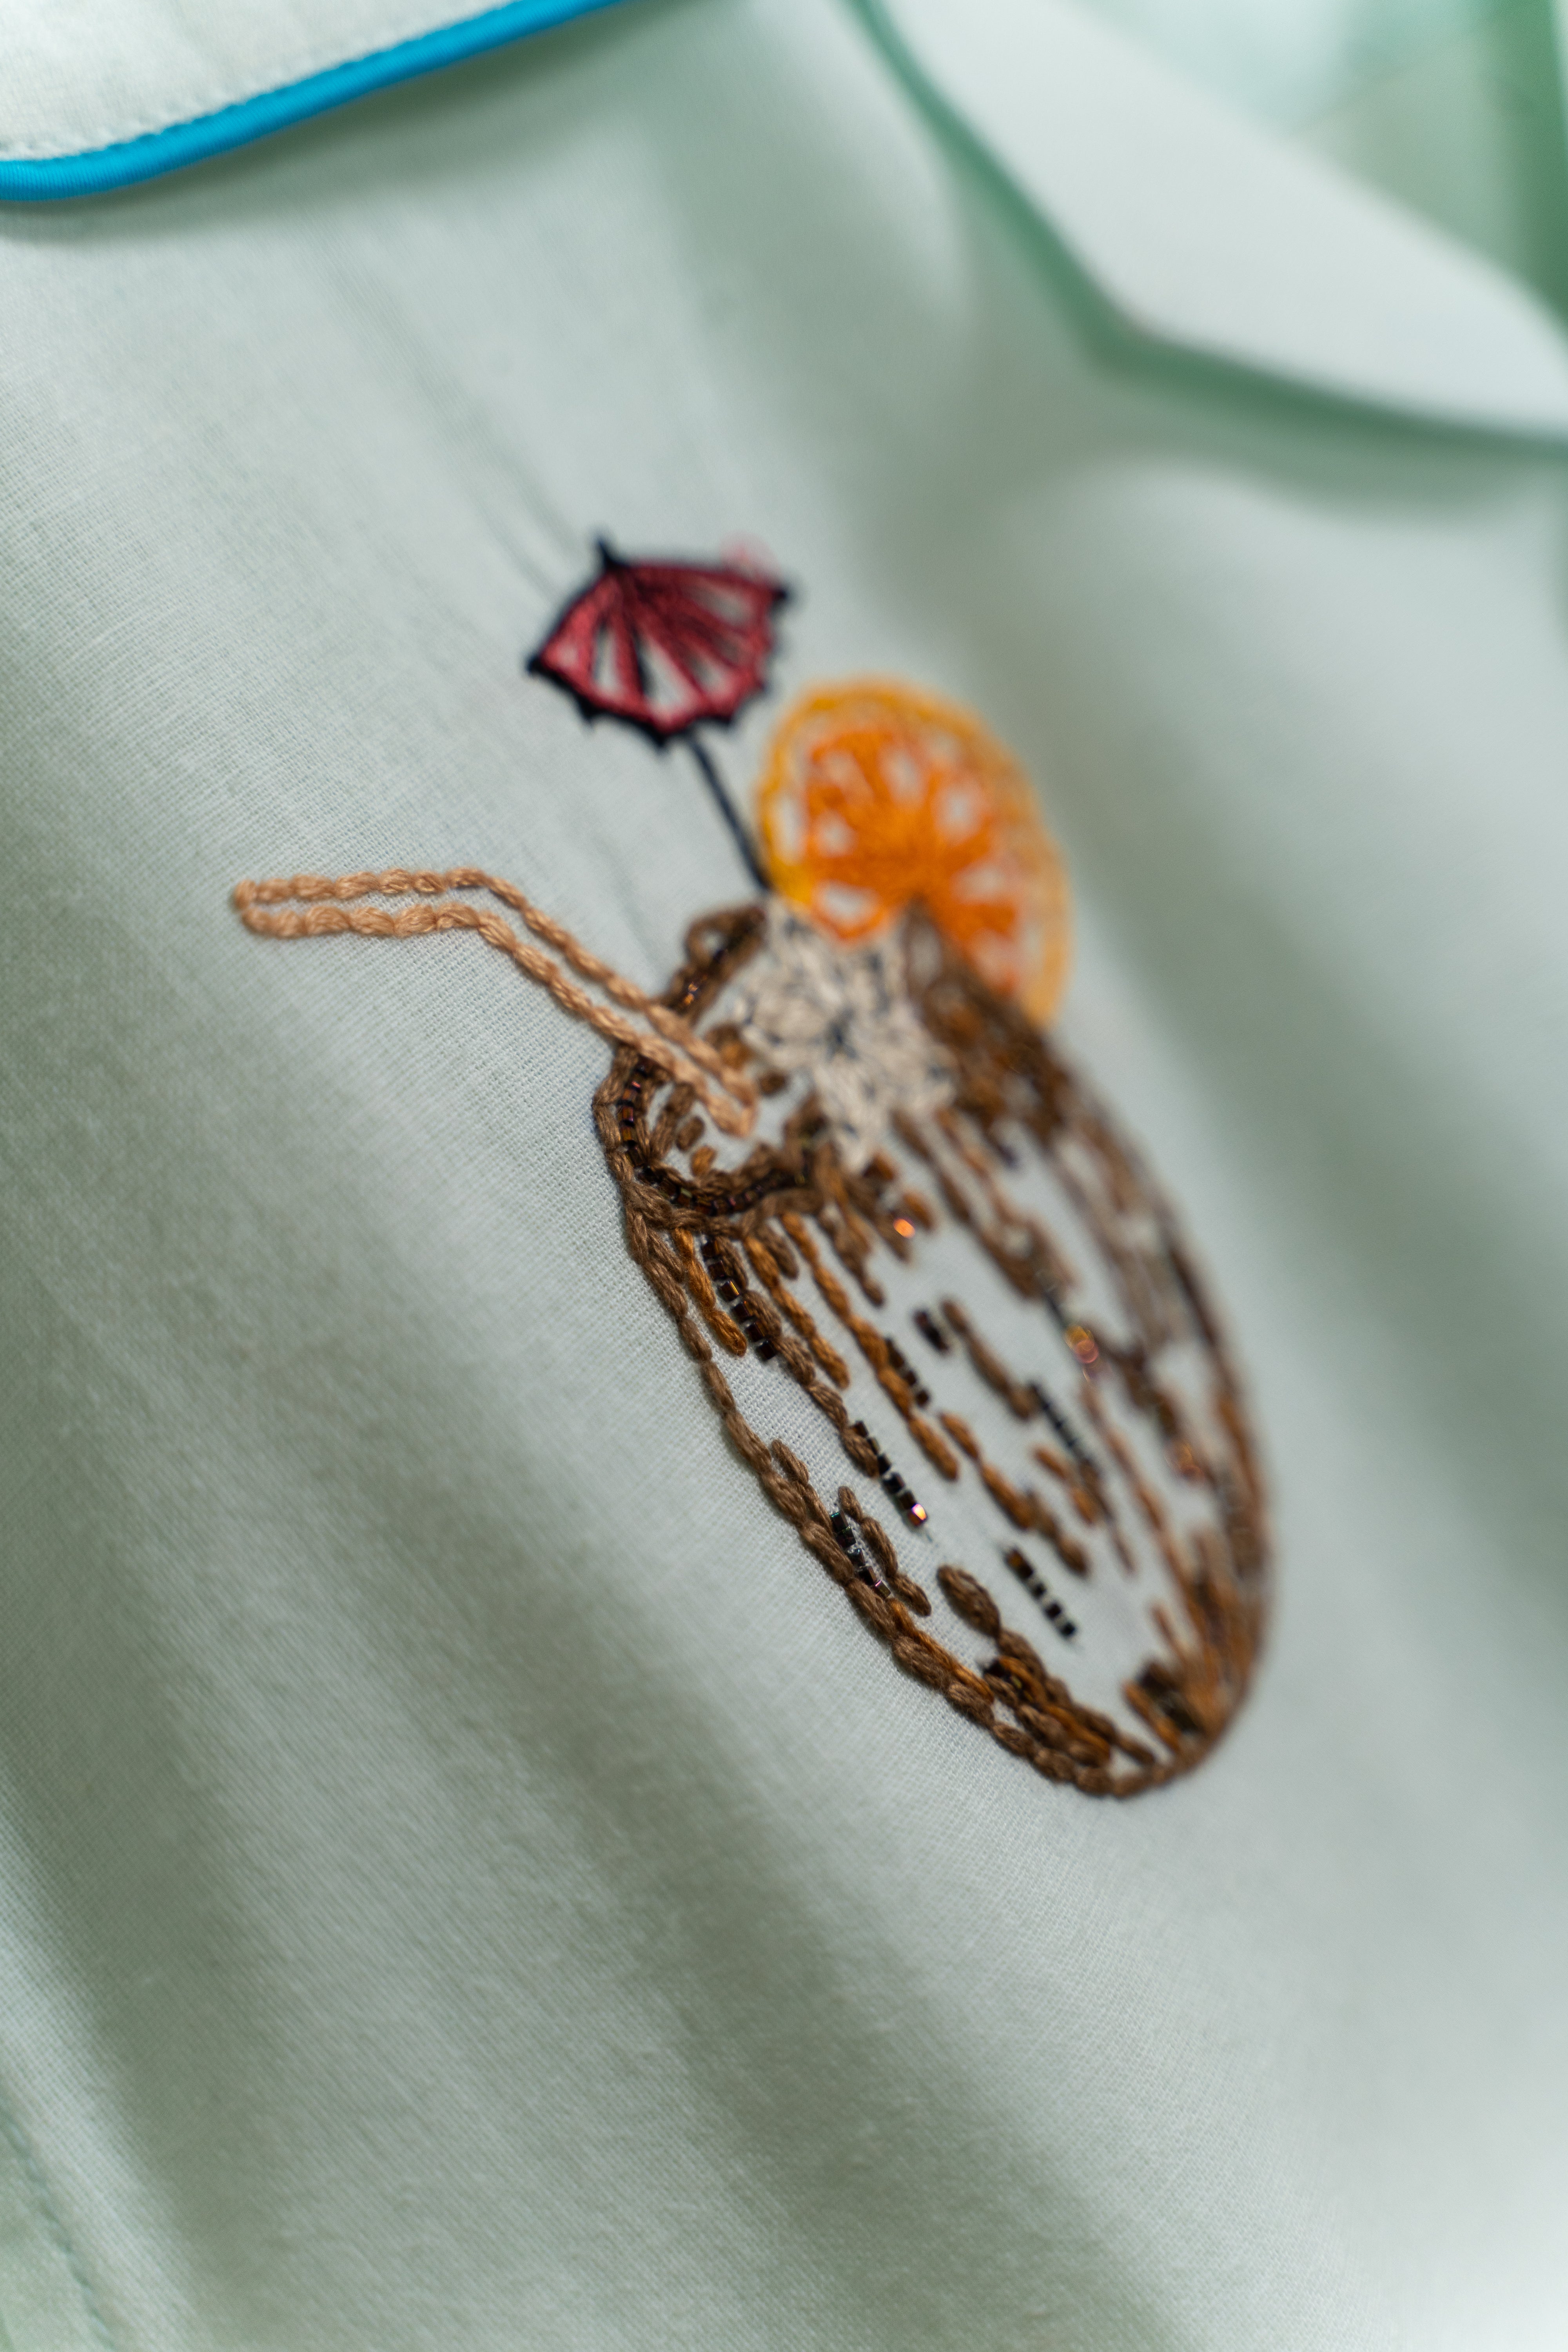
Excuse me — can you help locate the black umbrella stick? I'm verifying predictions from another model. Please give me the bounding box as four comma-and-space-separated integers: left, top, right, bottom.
687, 732, 769, 895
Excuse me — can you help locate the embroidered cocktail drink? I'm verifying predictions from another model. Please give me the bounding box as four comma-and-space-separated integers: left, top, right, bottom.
236, 577, 1269, 1797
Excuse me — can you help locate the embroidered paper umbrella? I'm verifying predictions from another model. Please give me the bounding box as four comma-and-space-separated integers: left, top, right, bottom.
527, 541, 788, 891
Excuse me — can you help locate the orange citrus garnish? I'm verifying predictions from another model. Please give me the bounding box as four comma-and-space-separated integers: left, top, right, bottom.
755, 678, 1071, 1022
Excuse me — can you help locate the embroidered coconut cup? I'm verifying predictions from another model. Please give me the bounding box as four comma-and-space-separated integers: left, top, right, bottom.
595, 682, 1269, 1796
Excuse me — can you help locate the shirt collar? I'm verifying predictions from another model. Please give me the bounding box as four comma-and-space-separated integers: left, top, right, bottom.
6, 0, 1568, 442
869, 0, 1568, 440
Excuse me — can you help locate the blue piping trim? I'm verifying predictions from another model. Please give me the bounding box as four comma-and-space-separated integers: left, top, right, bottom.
0, 0, 628, 201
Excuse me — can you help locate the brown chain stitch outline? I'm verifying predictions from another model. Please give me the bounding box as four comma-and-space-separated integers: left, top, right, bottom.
592, 905, 1270, 1798
234, 869, 757, 1137
236, 869, 1270, 1798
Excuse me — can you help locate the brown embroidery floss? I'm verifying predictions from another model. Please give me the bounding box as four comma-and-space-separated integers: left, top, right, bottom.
234, 868, 757, 1136
236, 664, 1269, 1801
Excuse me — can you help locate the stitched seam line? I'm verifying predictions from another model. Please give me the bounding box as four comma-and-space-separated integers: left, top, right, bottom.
0, 0, 623, 166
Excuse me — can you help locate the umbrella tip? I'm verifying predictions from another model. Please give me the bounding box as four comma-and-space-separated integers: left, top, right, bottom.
594, 535, 620, 569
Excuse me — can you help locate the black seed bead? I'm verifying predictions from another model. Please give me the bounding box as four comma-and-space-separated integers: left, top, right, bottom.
830, 1512, 861, 1559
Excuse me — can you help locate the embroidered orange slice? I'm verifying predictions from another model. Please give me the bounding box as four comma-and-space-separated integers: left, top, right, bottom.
755, 679, 1071, 1023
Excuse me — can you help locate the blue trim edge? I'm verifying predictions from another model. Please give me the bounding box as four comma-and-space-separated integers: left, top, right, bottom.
0, 0, 628, 201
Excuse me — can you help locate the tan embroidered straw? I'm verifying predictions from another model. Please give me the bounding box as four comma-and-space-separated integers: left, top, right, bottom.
232, 866, 758, 1138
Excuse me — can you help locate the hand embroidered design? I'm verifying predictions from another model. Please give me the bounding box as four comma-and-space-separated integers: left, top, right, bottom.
232, 864, 757, 1134
758, 678, 1071, 1023
728, 904, 952, 1171
235, 545, 1270, 1800
526, 539, 787, 891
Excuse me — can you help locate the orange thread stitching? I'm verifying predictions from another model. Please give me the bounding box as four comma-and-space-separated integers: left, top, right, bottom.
756, 679, 1071, 1022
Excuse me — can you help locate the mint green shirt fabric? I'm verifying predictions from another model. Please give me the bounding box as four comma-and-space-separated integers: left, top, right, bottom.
1073, 0, 1568, 322
3, 3, 1568, 2347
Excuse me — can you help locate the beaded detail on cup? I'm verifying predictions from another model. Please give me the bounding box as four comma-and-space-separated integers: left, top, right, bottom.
232, 674, 1268, 1797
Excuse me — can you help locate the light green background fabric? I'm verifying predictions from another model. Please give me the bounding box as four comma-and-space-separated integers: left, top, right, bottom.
877, 0, 1568, 434
1303, 0, 1568, 308
3, 0, 1568, 2345
1074, 0, 1568, 317
1078, 0, 1522, 123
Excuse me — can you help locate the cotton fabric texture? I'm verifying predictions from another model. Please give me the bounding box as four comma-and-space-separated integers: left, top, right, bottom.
0, 0, 587, 163
2, 1, 1568, 2347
